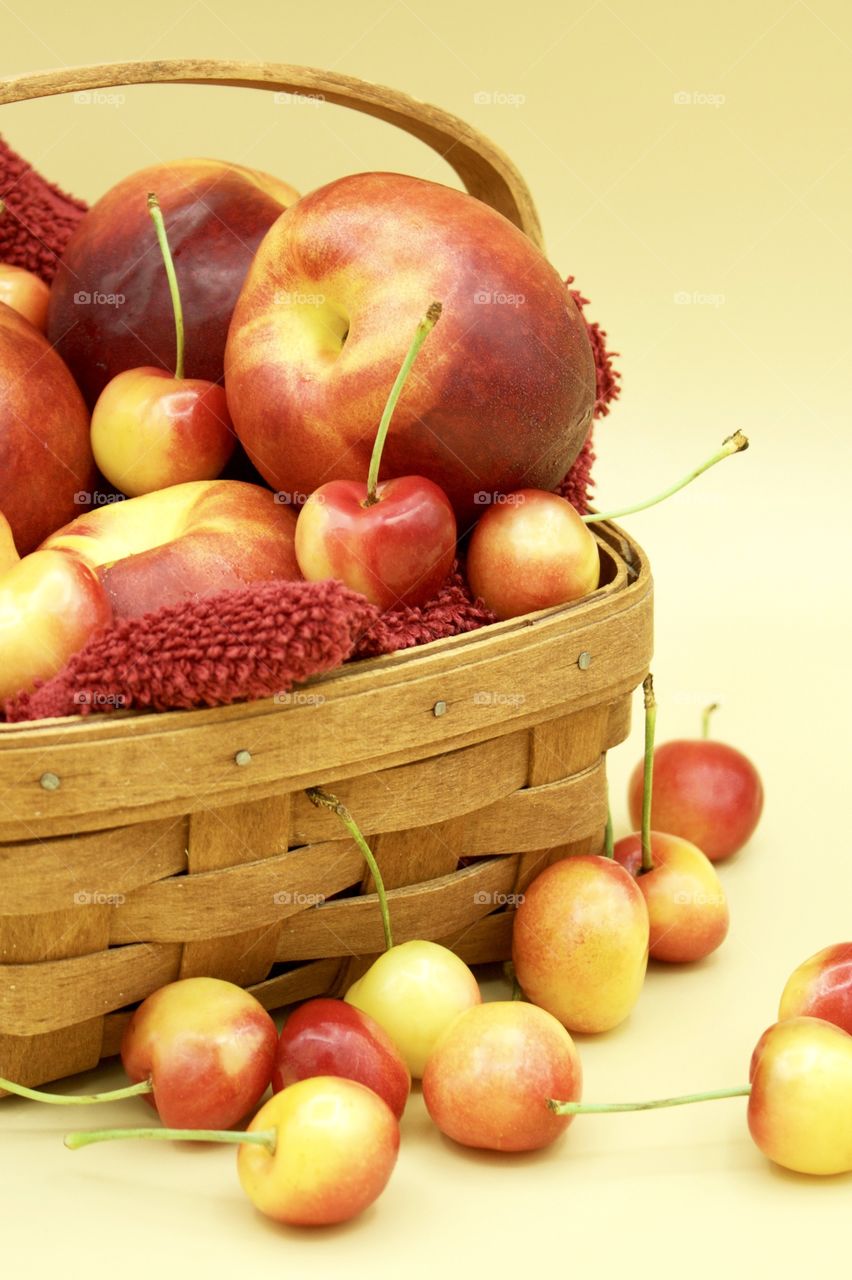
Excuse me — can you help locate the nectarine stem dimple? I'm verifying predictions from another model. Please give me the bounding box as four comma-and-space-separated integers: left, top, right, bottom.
307, 788, 394, 951
64, 1126, 277, 1152
582, 432, 749, 525
640, 674, 656, 874
548, 1085, 750, 1115
147, 192, 185, 381
702, 702, 719, 739
0, 1075, 153, 1105
365, 301, 442, 504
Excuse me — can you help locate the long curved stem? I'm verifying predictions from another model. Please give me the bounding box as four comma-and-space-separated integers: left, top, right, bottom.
640, 673, 656, 873
549, 1085, 751, 1115
582, 432, 748, 525
702, 702, 719, 739
148, 192, 185, 380
65, 1126, 276, 1152
365, 302, 442, 503
307, 788, 393, 950
0, 1076, 153, 1106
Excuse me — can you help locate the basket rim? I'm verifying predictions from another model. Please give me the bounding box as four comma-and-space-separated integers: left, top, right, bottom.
0, 520, 648, 744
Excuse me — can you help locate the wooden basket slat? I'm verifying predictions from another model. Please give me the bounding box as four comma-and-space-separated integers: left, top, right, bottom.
0, 1019, 107, 1089
0, 905, 110, 962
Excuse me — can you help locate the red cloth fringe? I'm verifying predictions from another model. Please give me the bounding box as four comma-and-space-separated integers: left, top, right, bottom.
0, 134, 619, 722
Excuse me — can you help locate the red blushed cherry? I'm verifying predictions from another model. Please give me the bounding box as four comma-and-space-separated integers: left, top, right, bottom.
272, 997, 411, 1119
295, 302, 457, 609
779, 943, 852, 1034
120, 977, 278, 1130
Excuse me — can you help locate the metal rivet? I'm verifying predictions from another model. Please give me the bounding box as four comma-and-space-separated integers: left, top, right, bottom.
234, 750, 252, 767
39, 772, 61, 791
577, 651, 592, 670
433, 700, 448, 717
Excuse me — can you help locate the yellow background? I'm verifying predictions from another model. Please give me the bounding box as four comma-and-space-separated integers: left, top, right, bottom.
2, 1, 850, 1276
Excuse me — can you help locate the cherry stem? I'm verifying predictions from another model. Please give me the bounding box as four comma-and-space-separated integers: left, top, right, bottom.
65, 1126, 277, 1153
0, 1076, 153, 1106
147, 192, 185, 380
307, 788, 394, 951
702, 702, 719, 739
548, 1085, 751, 1115
582, 431, 748, 525
365, 301, 442, 505
640, 673, 656, 873
603, 788, 614, 859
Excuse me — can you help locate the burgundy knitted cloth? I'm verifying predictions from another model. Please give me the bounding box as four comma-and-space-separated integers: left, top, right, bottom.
0, 135, 619, 721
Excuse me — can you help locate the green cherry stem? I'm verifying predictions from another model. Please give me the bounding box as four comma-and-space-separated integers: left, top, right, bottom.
147, 192, 185, 380
307, 788, 394, 951
548, 1085, 751, 1115
364, 301, 442, 506
640, 673, 656, 874
582, 431, 748, 525
0, 1076, 153, 1106
702, 701, 719, 739
65, 1126, 276, 1153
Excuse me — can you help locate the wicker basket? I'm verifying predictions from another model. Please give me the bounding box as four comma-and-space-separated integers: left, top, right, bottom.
0, 61, 653, 1090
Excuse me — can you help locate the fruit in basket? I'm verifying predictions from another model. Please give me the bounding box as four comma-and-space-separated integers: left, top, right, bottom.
0, 546, 112, 701
272, 998, 411, 1119
345, 941, 482, 1077
614, 675, 729, 963
295, 302, 456, 608
779, 944, 852, 1034
90, 195, 235, 496
0, 301, 96, 555
224, 171, 596, 526
422, 1001, 582, 1151
120, 977, 278, 1129
41, 478, 300, 618
627, 702, 763, 862
0, 262, 50, 330
66, 1075, 401, 1227
466, 489, 599, 619
512, 856, 649, 1033
747, 1017, 852, 1175
47, 159, 299, 408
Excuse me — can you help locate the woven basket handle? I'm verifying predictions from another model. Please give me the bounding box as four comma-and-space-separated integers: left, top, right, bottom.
0, 60, 544, 248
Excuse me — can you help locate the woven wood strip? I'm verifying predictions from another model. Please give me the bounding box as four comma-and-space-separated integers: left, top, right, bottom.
288, 730, 529, 843
0, 819, 187, 915
108, 841, 365, 944
0, 905, 110, 963
0, 943, 182, 1036
0, 1018, 106, 1090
